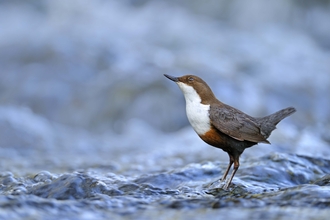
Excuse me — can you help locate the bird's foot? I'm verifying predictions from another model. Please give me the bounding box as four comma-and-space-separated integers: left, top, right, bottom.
205, 179, 228, 190
222, 181, 230, 190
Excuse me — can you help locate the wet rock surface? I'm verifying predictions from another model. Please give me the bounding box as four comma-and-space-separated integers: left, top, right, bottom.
1, 154, 330, 219
1, 1, 330, 219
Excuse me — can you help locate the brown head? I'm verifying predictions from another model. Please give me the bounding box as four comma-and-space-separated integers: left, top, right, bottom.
164, 74, 216, 104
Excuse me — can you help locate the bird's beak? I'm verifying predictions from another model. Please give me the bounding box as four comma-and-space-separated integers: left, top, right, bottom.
164, 74, 179, 82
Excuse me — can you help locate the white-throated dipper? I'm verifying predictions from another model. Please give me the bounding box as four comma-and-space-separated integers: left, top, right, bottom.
164, 74, 296, 189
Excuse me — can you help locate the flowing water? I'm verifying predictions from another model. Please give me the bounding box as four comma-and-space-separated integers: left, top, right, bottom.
1, 1, 330, 219
1, 152, 330, 220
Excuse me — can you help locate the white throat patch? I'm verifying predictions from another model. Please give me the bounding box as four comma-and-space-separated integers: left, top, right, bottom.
177, 82, 211, 135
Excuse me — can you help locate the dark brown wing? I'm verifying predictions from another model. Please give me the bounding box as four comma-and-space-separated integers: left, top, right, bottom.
209, 104, 270, 144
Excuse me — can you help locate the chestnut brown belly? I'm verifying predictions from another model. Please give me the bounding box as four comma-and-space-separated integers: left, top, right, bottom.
198, 127, 256, 155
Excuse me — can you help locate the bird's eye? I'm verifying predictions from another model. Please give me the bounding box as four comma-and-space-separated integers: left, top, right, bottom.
188, 77, 194, 82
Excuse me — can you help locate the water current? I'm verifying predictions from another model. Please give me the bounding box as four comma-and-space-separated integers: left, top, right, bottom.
1, 1, 330, 219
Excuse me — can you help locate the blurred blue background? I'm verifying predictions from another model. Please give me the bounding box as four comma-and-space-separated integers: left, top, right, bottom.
0, 0, 330, 173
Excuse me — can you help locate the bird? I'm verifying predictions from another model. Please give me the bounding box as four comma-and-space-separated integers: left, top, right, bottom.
164, 74, 296, 189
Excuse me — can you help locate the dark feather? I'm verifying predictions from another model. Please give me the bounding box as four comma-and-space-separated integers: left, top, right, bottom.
209, 103, 270, 144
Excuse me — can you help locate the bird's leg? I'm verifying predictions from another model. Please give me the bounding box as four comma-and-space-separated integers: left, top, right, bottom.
210, 154, 233, 188
223, 156, 240, 190
220, 154, 234, 181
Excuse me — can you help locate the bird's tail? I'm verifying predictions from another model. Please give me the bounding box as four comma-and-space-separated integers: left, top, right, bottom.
258, 107, 296, 138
